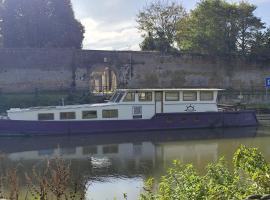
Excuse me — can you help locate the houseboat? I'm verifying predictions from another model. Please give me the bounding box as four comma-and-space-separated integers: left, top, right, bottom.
1, 88, 258, 136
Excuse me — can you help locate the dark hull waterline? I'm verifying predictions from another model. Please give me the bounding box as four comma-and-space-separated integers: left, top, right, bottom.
0, 111, 258, 136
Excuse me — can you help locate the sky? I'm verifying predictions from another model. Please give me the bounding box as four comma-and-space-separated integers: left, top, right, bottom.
71, 0, 270, 51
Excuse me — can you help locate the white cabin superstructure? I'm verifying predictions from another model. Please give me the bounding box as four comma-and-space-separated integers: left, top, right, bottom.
7, 88, 222, 121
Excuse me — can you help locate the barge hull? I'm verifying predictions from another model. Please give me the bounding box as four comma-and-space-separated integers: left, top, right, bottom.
0, 111, 258, 136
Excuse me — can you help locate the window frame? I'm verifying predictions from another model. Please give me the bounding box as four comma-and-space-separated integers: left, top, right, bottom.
165, 92, 180, 101
82, 110, 97, 119
102, 109, 118, 118
200, 91, 214, 101
123, 92, 135, 102
183, 91, 197, 101
38, 113, 54, 121
115, 91, 125, 102
109, 92, 119, 102
138, 92, 152, 102
60, 112, 76, 120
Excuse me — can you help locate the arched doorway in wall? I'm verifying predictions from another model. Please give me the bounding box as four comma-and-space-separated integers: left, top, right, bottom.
90, 67, 117, 95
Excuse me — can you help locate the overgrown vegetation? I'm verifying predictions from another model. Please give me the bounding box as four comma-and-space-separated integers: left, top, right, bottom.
137, 1, 186, 53
0, 157, 88, 200
140, 145, 270, 200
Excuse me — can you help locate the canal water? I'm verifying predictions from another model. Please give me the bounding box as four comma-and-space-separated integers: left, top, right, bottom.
0, 126, 270, 199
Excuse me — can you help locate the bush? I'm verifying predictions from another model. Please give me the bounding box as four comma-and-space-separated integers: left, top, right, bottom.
140, 145, 270, 200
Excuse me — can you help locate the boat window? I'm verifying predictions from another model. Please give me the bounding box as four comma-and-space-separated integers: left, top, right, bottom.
200, 91, 214, 101
102, 109, 118, 118
82, 110, 97, 119
115, 91, 125, 102
165, 92, 179, 101
60, 112, 76, 120
109, 92, 119, 102
123, 92, 135, 102
38, 113, 54, 121
139, 92, 152, 101
183, 91, 197, 101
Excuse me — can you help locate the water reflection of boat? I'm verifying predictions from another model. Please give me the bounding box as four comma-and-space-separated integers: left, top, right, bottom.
90, 157, 112, 168
2, 127, 270, 187
0, 127, 258, 154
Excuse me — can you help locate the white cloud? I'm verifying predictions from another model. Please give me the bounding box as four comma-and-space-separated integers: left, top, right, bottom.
71, 0, 146, 50
72, 0, 270, 50
81, 17, 142, 50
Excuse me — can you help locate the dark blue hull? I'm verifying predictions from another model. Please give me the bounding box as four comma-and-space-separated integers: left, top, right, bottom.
0, 111, 258, 136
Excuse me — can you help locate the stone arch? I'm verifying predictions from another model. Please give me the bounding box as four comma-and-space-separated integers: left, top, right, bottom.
89, 65, 118, 94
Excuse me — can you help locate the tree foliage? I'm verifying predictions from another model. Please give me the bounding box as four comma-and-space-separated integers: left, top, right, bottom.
0, 0, 84, 48
140, 145, 270, 200
236, 2, 265, 55
137, 0, 186, 53
176, 0, 265, 56
177, 0, 240, 55
138, 0, 269, 57
250, 28, 270, 57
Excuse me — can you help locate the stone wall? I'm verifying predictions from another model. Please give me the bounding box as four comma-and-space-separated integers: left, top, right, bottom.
0, 48, 269, 93
0, 48, 74, 92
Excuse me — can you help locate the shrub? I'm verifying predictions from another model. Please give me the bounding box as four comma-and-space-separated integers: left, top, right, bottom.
140, 145, 270, 200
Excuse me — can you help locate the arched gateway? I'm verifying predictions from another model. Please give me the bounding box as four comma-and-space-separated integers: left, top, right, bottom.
89, 66, 117, 94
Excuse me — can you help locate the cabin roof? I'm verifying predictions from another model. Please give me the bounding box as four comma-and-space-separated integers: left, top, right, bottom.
7, 88, 222, 113
116, 88, 223, 92
7, 103, 116, 113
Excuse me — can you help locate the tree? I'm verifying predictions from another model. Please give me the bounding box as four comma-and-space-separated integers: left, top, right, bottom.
250, 28, 270, 57
139, 32, 156, 51
0, 0, 84, 48
140, 32, 173, 53
176, 0, 264, 56
137, 0, 186, 53
176, 0, 240, 55
236, 2, 265, 55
